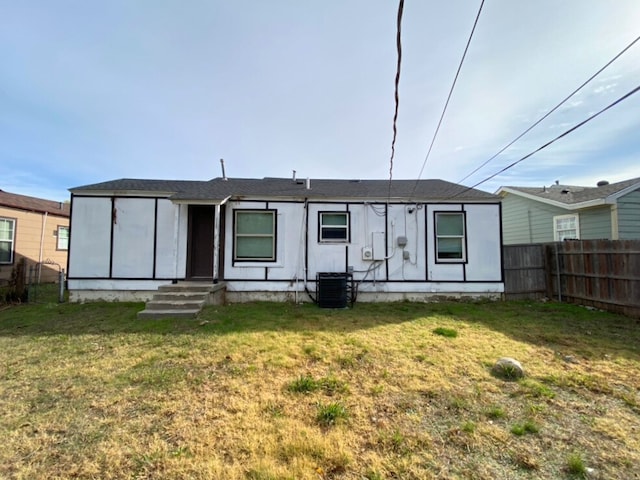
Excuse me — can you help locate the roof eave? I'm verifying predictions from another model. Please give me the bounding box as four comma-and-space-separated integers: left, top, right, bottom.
222, 194, 497, 202
0, 203, 69, 217
170, 195, 231, 205
604, 181, 640, 203
498, 187, 606, 210
70, 189, 177, 197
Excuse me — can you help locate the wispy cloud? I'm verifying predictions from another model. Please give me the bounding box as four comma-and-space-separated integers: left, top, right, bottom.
0, 0, 639, 200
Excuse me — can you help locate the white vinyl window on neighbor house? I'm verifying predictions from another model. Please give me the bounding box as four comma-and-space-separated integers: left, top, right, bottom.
553, 214, 579, 241
0, 218, 16, 264
319, 212, 349, 242
233, 210, 276, 261
56, 226, 69, 251
435, 212, 466, 262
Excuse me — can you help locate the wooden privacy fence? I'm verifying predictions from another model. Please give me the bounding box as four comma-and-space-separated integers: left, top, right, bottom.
503, 240, 640, 318
502, 243, 548, 300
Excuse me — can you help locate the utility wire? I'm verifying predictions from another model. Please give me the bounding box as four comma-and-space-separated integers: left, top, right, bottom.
387, 0, 405, 201
448, 84, 640, 197
409, 0, 485, 199
457, 34, 640, 185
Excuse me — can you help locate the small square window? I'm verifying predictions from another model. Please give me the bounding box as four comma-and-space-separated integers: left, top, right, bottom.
319, 212, 349, 242
435, 212, 466, 262
553, 214, 579, 241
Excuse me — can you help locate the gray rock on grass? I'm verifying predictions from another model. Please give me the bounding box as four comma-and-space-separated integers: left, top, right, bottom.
492, 357, 525, 380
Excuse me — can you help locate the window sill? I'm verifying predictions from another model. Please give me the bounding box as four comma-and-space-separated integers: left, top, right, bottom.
435, 259, 467, 264
232, 261, 283, 268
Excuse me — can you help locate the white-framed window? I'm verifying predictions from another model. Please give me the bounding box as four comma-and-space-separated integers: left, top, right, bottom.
0, 217, 16, 264
319, 212, 349, 242
233, 210, 276, 261
56, 226, 69, 251
435, 212, 466, 262
553, 214, 579, 241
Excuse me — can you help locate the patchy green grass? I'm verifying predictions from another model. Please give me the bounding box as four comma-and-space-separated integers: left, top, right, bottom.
316, 401, 349, 427
0, 299, 639, 479
485, 405, 506, 420
432, 326, 458, 338
566, 452, 589, 478
511, 419, 540, 436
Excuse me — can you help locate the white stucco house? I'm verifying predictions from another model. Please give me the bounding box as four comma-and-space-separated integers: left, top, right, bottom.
67, 176, 504, 304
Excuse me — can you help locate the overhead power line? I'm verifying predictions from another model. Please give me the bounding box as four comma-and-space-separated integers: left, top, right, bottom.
457, 34, 640, 185
387, 0, 405, 201
409, 0, 485, 199
448, 84, 640, 197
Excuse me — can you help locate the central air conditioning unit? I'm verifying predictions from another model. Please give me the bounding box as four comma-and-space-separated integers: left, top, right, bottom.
317, 272, 349, 308
362, 246, 373, 261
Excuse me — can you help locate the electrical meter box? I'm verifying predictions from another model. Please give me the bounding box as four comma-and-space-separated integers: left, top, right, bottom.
372, 232, 386, 260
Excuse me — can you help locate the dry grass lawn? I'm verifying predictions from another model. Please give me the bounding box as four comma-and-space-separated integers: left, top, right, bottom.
0, 296, 639, 479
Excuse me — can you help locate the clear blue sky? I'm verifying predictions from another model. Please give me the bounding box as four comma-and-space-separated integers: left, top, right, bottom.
1, 0, 639, 201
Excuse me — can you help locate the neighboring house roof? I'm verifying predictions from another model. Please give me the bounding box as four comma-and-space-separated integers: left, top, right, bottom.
70, 177, 498, 202
0, 189, 70, 217
496, 177, 640, 210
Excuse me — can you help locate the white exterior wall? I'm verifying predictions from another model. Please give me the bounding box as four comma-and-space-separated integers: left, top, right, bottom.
70, 195, 503, 302
68, 197, 112, 277
155, 201, 188, 279
223, 200, 504, 299
464, 204, 502, 281
307, 202, 354, 276
385, 204, 427, 281
306, 202, 428, 284
425, 204, 464, 281
69, 196, 186, 298
223, 200, 306, 281
112, 198, 155, 278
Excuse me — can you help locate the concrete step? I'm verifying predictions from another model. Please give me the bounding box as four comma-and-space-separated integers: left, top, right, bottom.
152, 292, 209, 301
138, 281, 226, 320
145, 299, 205, 310
158, 283, 216, 293
137, 308, 201, 319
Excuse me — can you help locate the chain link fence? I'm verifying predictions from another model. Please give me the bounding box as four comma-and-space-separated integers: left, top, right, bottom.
1, 258, 66, 304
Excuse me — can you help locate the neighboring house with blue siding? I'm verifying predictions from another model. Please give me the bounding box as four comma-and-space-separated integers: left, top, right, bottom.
497, 177, 640, 245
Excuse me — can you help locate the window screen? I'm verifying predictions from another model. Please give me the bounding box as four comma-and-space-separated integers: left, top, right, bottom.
234, 210, 276, 261
0, 218, 15, 264
57, 226, 69, 250
319, 212, 349, 242
435, 212, 466, 261
554, 215, 579, 241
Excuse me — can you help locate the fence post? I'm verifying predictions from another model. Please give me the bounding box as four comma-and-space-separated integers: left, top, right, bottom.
544, 244, 553, 299
59, 269, 65, 303
555, 243, 562, 302
28, 265, 34, 303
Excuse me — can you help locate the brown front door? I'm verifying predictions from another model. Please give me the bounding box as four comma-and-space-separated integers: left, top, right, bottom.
187, 205, 215, 279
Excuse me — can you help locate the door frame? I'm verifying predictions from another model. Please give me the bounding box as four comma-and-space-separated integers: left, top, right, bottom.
186, 205, 215, 280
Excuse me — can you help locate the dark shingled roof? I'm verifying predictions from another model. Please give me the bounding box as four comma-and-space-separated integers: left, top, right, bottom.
70, 179, 211, 194
70, 177, 497, 202
0, 190, 70, 217
502, 177, 640, 205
